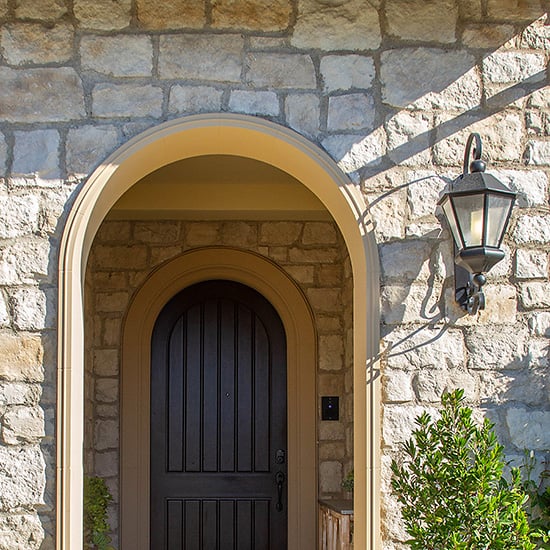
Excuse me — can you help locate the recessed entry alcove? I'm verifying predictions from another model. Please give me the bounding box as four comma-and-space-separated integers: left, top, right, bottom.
58, 115, 379, 550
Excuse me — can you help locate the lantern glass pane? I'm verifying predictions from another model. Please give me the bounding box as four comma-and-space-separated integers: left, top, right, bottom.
441, 197, 462, 248
486, 193, 513, 247
453, 194, 484, 247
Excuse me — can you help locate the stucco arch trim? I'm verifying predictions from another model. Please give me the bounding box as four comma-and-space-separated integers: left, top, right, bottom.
121, 247, 318, 549
57, 113, 380, 549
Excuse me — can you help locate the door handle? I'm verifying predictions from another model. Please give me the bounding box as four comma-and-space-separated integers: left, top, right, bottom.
275, 471, 285, 512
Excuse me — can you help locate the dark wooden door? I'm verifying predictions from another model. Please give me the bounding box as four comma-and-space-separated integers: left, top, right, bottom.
150, 280, 287, 549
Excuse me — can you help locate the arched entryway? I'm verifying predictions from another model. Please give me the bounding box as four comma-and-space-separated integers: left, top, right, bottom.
57, 114, 381, 549
120, 248, 317, 549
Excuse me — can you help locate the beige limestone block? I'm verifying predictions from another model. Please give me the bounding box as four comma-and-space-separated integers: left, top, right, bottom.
92, 83, 163, 118
433, 111, 523, 165
221, 222, 258, 247
461, 24, 516, 48
1, 23, 73, 65
487, 0, 544, 20
0, 513, 44, 549
95, 291, 130, 313
260, 222, 301, 245
212, 0, 291, 31
0, 67, 85, 123
0, 334, 43, 383
386, 0, 458, 43
159, 34, 244, 82
466, 325, 527, 370
306, 288, 340, 312
322, 128, 387, 174
405, 304, 437, 360
383, 327, 465, 371
507, 408, 550, 450
494, 169, 547, 208
382, 369, 414, 403
514, 214, 550, 244
95, 221, 132, 242
134, 222, 181, 244
15, 0, 66, 20
95, 450, 118, 477
386, 110, 432, 167
284, 265, 315, 284
95, 419, 118, 450
319, 334, 344, 371
381, 48, 480, 110
186, 222, 220, 246
528, 88, 550, 109
318, 265, 343, 285
0, 195, 39, 239
228, 90, 279, 116
66, 125, 119, 178
136, 0, 205, 29
96, 379, 118, 404
519, 281, 550, 309
0, 445, 45, 509
288, 247, 340, 263
94, 245, 148, 270
13, 129, 60, 179
284, 93, 320, 139
0, 0, 7, 17
382, 405, 434, 446
526, 140, 550, 166
246, 53, 316, 89
319, 421, 345, 441
515, 249, 548, 279
2, 405, 44, 444
327, 93, 375, 132
0, 238, 50, 286
93, 350, 119, 377
521, 16, 550, 50
379, 240, 432, 281
291, 0, 381, 51
320, 55, 375, 92
365, 189, 406, 242
81, 35, 153, 77
74, 0, 131, 30
482, 51, 546, 84
528, 311, 550, 336
0, 382, 42, 407
319, 461, 342, 493
319, 441, 346, 460
302, 222, 337, 245
11, 287, 54, 331
168, 85, 223, 114
478, 370, 546, 406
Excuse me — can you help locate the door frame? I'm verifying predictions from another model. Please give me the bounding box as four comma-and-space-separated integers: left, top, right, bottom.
57, 114, 381, 549
121, 247, 316, 549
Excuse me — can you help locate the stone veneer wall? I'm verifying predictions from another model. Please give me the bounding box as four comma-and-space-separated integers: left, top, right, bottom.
0, 0, 548, 548
85, 219, 352, 547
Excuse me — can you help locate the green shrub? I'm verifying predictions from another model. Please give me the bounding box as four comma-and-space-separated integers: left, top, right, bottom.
83, 476, 115, 550
391, 389, 536, 549
522, 451, 550, 549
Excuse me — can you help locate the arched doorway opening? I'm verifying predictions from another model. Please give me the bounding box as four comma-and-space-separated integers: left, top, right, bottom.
58, 114, 380, 549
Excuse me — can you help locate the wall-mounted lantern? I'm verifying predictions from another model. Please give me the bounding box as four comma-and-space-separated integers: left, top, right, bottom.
437, 133, 516, 315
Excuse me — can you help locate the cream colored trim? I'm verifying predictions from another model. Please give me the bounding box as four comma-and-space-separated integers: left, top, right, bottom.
121, 247, 317, 549
57, 114, 380, 550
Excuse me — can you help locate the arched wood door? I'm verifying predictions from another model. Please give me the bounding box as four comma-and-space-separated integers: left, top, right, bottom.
150, 280, 288, 549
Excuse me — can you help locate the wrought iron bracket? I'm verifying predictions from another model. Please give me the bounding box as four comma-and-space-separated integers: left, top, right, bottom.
455, 261, 486, 315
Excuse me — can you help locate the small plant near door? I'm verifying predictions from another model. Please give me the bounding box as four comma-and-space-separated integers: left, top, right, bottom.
391, 389, 537, 549
84, 476, 115, 550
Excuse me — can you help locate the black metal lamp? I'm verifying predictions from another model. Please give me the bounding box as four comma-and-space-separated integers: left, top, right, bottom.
437, 133, 516, 315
